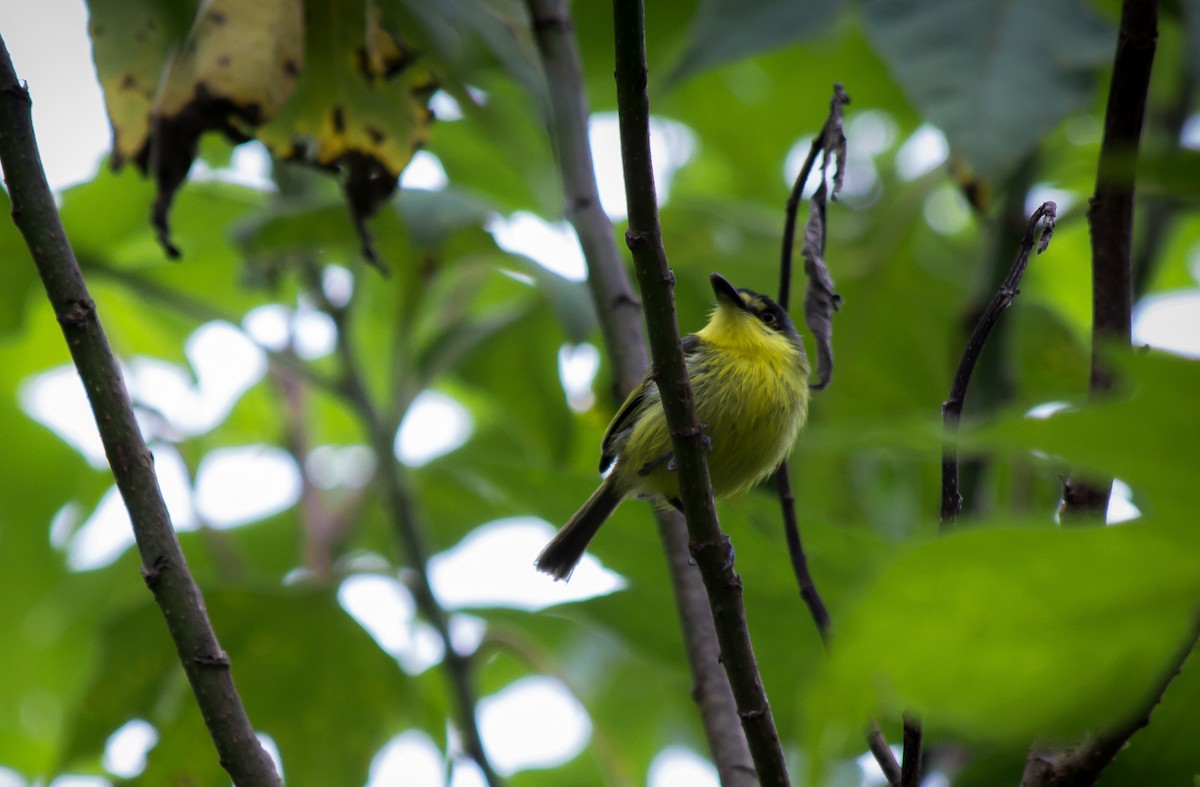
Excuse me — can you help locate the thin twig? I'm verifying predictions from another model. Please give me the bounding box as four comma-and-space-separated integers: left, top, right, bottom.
1062, 0, 1158, 519
524, 1, 754, 781
311, 277, 504, 787
775, 84, 904, 785
1020, 615, 1199, 786
900, 716, 923, 787
612, 0, 789, 783
941, 202, 1057, 528
0, 35, 280, 786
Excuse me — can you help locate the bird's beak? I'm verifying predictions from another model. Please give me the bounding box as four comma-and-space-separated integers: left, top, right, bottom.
710, 273, 749, 310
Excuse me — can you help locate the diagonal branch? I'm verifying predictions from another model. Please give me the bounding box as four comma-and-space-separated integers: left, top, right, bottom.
1020, 616, 1199, 787
524, 1, 755, 782
612, 0, 789, 783
0, 34, 281, 786
941, 201, 1057, 528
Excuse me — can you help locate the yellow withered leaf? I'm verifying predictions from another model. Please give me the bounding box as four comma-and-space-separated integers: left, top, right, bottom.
256, 0, 437, 271
87, 0, 197, 168
149, 0, 304, 256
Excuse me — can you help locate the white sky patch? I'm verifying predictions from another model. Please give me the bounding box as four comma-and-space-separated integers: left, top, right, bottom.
1107, 479, 1140, 524
191, 142, 275, 192
131, 321, 266, 435
257, 733, 284, 781
588, 113, 697, 221
367, 731, 445, 787
448, 761, 487, 787
0, 767, 24, 787
193, 445, 301, 528
1025, 401, 1071, 420
0, 0, 109, 191
20, 366, 108, 468
558, 343, 600, 413
338, 574, 445, 673
858, 746, 903, 786
848, 110, 898, 156
401, 151, 449, 191
648, 746, 720, 787
428, 518, 624, 611
1133, 291, 1200, 358
68, 445, 196, 571
306, 444, 376, 489
895, 124, 949, 181
323, 265, 355, 307
430, 89, 464, 121
1180, 113, 1200, 150
479, 676, 591, 775
923, 184, 971, 235
242, 304, 335, 360
487, 212, 587, 282
1026, 183, 1078, 217
783, 111, 895, 201
396, 390, 474, 466
47, 777, 108, 787
103, 719, 157, 779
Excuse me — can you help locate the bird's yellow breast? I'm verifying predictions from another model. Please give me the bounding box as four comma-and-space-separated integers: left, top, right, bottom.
615, 308, 809, 502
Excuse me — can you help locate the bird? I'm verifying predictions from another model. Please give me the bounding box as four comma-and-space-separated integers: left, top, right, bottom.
536, 273, 810, 580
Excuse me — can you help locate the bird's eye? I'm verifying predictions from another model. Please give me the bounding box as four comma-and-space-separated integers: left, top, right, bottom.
761, 312, 776, 324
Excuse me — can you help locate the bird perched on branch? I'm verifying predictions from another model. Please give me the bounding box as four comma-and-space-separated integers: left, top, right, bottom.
536, 273, 810, 580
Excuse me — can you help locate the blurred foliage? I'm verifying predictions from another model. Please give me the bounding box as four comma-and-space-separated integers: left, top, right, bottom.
2, 0, 1199, 785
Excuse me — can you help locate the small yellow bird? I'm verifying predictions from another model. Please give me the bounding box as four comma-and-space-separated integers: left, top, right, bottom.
536, 273, 810, 580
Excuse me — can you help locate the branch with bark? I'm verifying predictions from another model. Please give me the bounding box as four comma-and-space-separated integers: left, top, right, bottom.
611, 0, 790, 783
941, 201, 1057, 528
0, 35, 281, 787
309, 275, 504, 787
525, 1, 756, 782
1062, 0, 1158, 519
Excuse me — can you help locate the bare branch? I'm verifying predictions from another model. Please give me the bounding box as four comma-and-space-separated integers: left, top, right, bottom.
0, 35, 280, 786
1062, 0, 1158, 519
612, 0, 789, 782
941, 202, 1057, 527
525, 1, 755, 781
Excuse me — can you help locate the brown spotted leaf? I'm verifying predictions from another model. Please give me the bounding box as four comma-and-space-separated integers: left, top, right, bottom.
256, 0, 438, 271
86, 0, 198, 168
149, 0, 305, 257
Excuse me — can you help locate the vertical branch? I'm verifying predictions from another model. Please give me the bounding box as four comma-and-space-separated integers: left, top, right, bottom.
0, 36, 281, 786
612, 0, 790, 783
1062, 0, 1158, 518
315, 283, 505, 787
525, 1, 755, 783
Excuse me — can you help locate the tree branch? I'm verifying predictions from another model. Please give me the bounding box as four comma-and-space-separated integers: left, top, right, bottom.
1062, 0, 1158, 519
612, 1, 789, 783
0, 35, 280, 786
312, 278, 504, 787
524, 1, 755, 782
941, 202, 1057, 528
1020, 616, 1199, 787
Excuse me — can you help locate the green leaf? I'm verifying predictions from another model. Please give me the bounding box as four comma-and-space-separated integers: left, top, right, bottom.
807, 524, 1200, 779
671, 0, 842, 83
861, 0, 1113, 178
0, 189, 37, 334
62, 588, 409, 786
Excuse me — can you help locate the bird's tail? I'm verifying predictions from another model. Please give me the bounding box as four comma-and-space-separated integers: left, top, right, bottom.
535, 477, 624, 581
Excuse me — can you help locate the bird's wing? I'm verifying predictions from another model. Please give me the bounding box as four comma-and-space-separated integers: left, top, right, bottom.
600, 334, 703, 474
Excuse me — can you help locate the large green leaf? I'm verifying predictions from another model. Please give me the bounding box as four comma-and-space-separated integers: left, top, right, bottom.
861, 0, 1113, 179
671, 0, 842, 83
807, 523, 1200, 779
61, 588, 409, 786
